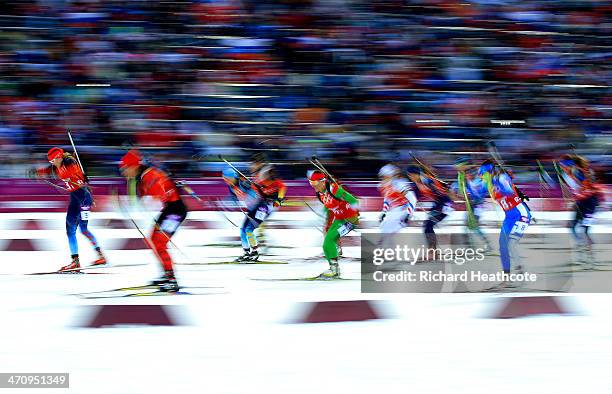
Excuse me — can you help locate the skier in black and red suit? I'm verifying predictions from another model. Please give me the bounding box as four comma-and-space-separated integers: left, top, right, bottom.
118, 150, 188, 292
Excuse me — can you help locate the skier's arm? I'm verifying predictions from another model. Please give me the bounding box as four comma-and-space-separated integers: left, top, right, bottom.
496, 173, 516, 196
451, 178, 460, 196
404, 189, 417, 215
277, 180, 287, 200
332, 184, 359, 208
380, 199, 389, 223
128, 177, 139, 200
32, 165, 53, 178
560, 171, 580, 192
397, 179, 417, 215
274, 180, 287, 207
226, 178, 250, 201
323, 206, 333, 233
482, 172, 495, 200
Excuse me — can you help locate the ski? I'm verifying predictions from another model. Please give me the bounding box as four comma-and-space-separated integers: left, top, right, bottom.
302, 256, 362, 263
197, 243, 293, 249
27, 270, 112, 276
76, 289, 226, 299
197, 243, 241, 248
70, 284, 223, 296
536, 266, 612, 275
207, 260, 288, 265
455, 286, 565, 294
251, 276, 358, 282
483, 251, 501, 256
27, 263, 148, 275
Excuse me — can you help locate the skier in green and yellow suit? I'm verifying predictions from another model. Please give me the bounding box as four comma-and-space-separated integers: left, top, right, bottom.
307, 170, 359, 278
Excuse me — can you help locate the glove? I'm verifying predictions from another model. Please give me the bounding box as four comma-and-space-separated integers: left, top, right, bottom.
273, 198, 284, 208
26, 168, 38, 179
379, 213, 386, 223
517, 188, 530, 201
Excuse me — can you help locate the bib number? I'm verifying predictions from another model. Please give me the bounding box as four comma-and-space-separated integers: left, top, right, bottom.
65, 179, 84, 189
254, 207, 268, 221
80, 207, 90, 221
338, 222, 354, 237
510, 220, 528, 237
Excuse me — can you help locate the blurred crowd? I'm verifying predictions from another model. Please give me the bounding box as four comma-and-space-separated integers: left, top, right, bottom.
0, 0, 609, 181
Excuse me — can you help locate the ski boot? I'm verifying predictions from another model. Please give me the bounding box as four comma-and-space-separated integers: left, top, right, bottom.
482, 242, 496, 255
318, 260, 341, 279
58, 256, 81, 273
578, 244, 595, 268
91, 248, 107, 266
484, 279, 516, 292
248, 249, 260, 262
159, 278, 180, 292
234, 249, 252, 262
151, 270, 180, 292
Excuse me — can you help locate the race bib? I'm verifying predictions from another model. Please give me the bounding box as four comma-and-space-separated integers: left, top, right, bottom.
338, 222, 354, 237
582, 215, 595, 227
510, 220, 528, 237
254, 208, 268, 221
80, 208, 90, 221
160, 215, 181, 234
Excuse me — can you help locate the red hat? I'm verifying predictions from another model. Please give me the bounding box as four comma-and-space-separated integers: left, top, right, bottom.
307, 170, 326, 182
47, 147, 64, 161
119, 150, 142, 169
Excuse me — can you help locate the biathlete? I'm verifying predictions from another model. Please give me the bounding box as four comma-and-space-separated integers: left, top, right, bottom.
558, 155, 604, 263
453, 159, 492, 252
223, 163, 286, 262
29, 147, 106, 273
119, 150, 188, 292
307, 170, 359, 278
406, 164, 453, 252
478, 160, 531, 283
378, 163, 417, 237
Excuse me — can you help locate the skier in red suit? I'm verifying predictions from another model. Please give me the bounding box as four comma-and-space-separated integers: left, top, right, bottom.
119, 150, 187, 292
